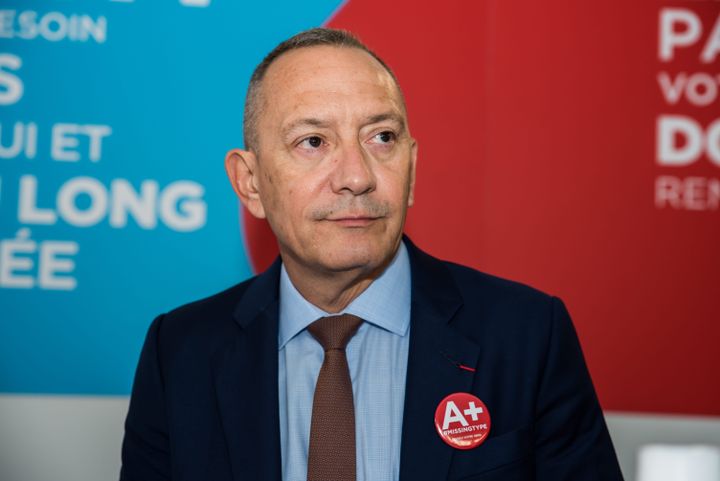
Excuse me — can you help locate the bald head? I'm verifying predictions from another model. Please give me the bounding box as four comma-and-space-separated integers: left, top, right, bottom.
243, 27, 405, 153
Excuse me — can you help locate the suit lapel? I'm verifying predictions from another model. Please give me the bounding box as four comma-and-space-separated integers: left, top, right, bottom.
210, 241, 479, 481
399, 241, 481, 481
213, 259, 282, 481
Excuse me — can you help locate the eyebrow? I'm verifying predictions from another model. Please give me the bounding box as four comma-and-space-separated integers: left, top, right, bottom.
281, 112, 406, 139
364, 112, 406, 131
282, 117, 332, 137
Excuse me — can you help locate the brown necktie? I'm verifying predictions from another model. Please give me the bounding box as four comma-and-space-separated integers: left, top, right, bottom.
306, 314, 363, 481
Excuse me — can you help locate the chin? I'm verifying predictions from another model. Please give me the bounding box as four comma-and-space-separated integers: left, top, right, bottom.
318, 242, 394, 274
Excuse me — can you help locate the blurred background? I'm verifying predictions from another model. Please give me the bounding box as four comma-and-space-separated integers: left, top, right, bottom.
1, 1, 719, 480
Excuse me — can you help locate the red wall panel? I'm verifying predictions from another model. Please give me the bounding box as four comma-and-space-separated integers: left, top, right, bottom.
246, 0, 720, 416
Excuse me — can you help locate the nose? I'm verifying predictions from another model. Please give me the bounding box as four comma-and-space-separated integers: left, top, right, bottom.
329, 140, 376, 195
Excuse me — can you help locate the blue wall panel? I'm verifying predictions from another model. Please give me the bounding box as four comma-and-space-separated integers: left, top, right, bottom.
0, 0, 343, 395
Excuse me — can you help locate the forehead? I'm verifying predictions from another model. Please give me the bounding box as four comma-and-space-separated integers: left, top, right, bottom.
260, 45, 405, 122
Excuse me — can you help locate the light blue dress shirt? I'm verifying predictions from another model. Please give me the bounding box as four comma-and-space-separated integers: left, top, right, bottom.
278, 241, 411, 481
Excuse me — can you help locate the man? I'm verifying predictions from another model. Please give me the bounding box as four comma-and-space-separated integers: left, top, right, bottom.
121, 28, 624, 481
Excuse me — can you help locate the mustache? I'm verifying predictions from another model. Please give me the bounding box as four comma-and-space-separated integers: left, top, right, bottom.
311, 197, 391, 220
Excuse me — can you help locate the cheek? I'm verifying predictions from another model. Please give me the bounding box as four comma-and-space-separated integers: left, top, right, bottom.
380, 168, 412, 203
259, 168, 291, 208
272, 180, 315, 224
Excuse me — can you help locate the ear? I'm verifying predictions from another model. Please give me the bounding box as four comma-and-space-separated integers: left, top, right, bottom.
407, 138, 418, 207
224, 148, 266, 219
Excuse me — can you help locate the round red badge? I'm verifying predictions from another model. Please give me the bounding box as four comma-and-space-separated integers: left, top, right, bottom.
434, 392, 491, 450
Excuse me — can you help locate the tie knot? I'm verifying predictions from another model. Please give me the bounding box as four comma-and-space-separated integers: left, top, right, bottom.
307, 314, 363, 351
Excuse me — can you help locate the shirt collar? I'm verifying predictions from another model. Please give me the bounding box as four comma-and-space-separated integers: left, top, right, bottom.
278, 241, 411, 349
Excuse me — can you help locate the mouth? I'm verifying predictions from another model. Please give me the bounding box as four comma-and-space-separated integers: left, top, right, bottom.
323, 215, 382, 227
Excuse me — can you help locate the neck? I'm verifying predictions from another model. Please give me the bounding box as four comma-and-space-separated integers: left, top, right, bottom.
281, 251, 397, 314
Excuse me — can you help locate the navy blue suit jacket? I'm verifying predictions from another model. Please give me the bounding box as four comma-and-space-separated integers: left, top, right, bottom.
121, 239, 624, 481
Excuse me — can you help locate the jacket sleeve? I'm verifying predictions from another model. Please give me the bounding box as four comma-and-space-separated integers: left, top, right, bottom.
120, 315, 171, 481
534, 297, 624, 481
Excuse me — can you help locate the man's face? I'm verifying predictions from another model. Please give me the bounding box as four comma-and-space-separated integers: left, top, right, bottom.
245, 45, 416, 276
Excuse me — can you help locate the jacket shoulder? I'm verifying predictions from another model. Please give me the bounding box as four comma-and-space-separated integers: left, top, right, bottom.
444, 260, 554, 308
155, 276, 258, 347
436, 258, 563, 342
167, 278, 253, 321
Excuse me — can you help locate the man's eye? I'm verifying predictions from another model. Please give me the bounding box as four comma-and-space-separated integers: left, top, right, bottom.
300, 136, 323, 149
373, 131, 396, 144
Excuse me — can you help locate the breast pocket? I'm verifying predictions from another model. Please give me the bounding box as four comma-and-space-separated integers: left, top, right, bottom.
447, 427, 533, 481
